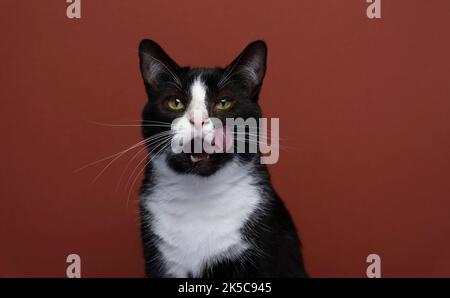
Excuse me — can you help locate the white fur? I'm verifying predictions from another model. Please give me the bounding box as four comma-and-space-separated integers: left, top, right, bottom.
171, 76, 215, 152
188, 77, 208, 120
141, 157, 263, 277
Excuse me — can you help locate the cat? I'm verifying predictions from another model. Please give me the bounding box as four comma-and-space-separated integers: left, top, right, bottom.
137, 39, 308, 278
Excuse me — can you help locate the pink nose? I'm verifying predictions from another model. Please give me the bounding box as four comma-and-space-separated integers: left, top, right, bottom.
189, 114, 206, 129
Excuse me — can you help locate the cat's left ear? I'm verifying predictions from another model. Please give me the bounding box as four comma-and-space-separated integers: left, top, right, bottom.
221, 40, 267, 95
138, 39, 180, 91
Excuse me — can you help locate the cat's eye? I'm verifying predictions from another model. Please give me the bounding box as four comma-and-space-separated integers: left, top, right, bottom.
215, 98, 233, 110
167, 97, 185, 111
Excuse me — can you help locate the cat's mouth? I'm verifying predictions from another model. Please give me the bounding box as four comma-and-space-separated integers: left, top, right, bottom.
190, 153, 210, 163
186, 137, 215, 164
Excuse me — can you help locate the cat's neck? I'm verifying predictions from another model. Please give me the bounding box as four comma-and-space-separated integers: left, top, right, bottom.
147, 156, 257, 201
141, 156, 265, 277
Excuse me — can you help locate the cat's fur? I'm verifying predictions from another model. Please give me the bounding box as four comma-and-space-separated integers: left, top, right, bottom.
138, 39, 308, 277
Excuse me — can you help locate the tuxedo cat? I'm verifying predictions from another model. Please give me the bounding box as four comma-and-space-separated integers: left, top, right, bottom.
138, 39, 308, 278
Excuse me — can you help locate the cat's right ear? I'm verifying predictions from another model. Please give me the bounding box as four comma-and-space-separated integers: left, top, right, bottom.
138, 39, 180, 91
220, 40, 267, 97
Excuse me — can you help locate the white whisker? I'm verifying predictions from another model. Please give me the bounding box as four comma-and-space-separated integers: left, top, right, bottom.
126, 139, 172, 206
115, 133, 173, 193
125, 135, 172, 191
88, 120, 171, 128
78, 131, 173, 185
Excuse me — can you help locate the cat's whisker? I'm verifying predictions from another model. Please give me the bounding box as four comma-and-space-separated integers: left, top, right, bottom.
88, 120, 171, 128
124, 136, 172, 192
115, 144, 149, 194
82, 131, 173, 184
230, 135, 298, 152
126, 139, 172, 206
139, 123, 173, 127
115, 133, 173, 193
230, 132, 297, 151
124, 119, 173, 125
231, 134, 271, 142
142, 120, 173, 125
89, 138, 157, 185
75, 137, 153, 173
76, 124, 174, 173
231, 131, 287, 141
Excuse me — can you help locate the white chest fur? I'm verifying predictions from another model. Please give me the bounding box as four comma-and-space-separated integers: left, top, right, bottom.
142, 158, 262, 277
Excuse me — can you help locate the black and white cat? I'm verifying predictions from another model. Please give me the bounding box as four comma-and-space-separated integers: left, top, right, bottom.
137, 39, 308, 278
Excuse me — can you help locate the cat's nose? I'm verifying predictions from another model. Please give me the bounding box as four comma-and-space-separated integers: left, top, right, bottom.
189, 114, 208, 129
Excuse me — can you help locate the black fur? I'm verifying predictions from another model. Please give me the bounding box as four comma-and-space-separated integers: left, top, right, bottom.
138, 39, 308, 277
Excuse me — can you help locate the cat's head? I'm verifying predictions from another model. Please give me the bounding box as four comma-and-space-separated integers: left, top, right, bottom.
138, 39, 267, 176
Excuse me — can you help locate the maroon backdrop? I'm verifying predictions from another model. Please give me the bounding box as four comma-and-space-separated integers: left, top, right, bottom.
1, 0, 449, 277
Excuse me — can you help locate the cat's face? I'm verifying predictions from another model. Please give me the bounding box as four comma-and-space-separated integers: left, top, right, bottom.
138, 40, 267, 176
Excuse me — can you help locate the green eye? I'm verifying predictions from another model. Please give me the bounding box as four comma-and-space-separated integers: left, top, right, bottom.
215, 98, 233, 110
167, 97, 185, 110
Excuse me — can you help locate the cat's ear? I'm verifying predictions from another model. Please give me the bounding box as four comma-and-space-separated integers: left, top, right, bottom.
138, 39, 180, 90
221, 40, 267, 95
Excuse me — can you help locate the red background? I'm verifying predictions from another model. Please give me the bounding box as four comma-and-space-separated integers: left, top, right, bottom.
1, 0, 449, 277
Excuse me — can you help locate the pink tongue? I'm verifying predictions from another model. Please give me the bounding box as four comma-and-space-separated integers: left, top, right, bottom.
212, 125, 233, 153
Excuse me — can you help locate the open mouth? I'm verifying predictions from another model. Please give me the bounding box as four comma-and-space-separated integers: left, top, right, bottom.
190, 153, 210, 163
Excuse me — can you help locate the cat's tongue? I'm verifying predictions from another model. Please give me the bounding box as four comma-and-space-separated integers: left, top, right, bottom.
190, 126, 233, 164
190, 153, 209, 163
212, 125, 233, 153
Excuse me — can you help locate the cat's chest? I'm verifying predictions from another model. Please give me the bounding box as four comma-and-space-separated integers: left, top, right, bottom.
142, 161, 262, 277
